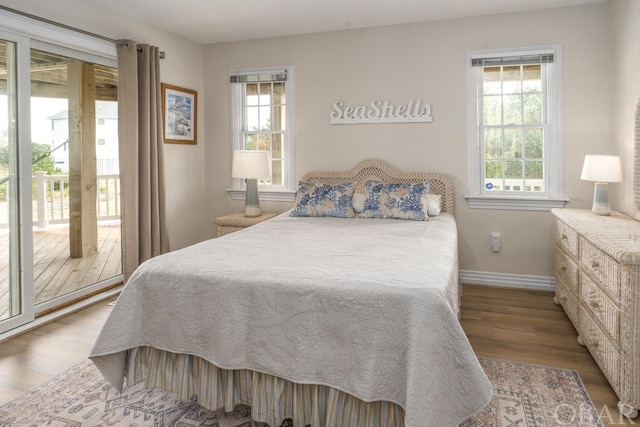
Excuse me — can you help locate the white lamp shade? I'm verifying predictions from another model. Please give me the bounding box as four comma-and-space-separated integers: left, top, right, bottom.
232, 150, 271, 179
580, 155, 623, 183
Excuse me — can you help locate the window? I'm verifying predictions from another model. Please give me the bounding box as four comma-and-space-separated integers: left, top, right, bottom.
466, 45, 565, 211
229, 66, 295, 202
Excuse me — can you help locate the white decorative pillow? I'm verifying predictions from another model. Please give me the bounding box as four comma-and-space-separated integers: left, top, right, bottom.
290, 182, 356, 218
427, 194, 442, 216
360, 180, 430, 221
352, 193, 366, 213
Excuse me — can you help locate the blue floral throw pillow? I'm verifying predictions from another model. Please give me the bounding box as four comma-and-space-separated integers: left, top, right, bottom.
360, 181, 430, 221
290, 182, 356, 218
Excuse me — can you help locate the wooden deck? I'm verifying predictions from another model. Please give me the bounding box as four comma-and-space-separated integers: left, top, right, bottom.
0, 223, 122, 320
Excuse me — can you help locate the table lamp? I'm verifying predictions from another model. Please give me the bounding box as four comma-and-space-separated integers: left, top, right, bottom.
580, 155, 623, 216
232, 150, 271, 217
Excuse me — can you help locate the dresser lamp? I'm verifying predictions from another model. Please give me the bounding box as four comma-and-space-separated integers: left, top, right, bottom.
580, 154, 623, 216
232, 150, 271, 217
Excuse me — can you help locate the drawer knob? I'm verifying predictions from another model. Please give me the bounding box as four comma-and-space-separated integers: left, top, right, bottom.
560, 265, 567, 272
591, 260, 600, 269
590, 299, 600, 309
561, 232, 568, 240
588, 334, 600, 348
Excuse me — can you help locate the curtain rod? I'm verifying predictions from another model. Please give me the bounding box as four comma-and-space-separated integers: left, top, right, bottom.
0, 4, 165, 58
0, 4, 128, 46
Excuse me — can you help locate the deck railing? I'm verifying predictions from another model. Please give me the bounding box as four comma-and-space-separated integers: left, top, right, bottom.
0, 172, 121, 229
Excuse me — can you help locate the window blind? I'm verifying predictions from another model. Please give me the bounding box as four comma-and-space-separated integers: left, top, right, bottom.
471, 54, 554, 67
230, 70, 287, 83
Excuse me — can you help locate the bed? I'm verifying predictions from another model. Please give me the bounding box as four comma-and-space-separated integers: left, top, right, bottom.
89, 159, 492, 427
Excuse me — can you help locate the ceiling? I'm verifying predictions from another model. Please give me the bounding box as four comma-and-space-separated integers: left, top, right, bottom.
87, 0, 606, 45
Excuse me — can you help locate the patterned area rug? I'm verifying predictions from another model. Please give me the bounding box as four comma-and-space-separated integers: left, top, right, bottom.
464, 357, 603, 427
0, 356, 603, 426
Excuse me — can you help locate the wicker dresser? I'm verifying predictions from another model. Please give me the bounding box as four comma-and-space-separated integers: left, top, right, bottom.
215, 212, 277, 237
552, 208, 640, 418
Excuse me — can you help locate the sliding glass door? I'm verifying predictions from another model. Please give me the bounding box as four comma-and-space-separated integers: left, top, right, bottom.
0, 33, 35, 331
0, 24, 122, 334
30, 48, 121, 314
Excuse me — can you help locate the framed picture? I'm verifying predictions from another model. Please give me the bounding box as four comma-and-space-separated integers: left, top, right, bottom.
161, 83, 198, 144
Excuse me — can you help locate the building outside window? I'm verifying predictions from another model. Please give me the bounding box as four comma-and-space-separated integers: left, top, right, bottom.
48, 101, 118, 174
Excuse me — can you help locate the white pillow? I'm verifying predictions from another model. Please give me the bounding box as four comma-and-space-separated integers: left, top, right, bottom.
352, 192, 366, 213
427, 194, 442, 216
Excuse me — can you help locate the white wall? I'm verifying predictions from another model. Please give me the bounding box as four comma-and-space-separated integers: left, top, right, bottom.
611, 0, 640, 214
204, 3, 612, 280
4, 1, 626, 282
0, 0, 207, 250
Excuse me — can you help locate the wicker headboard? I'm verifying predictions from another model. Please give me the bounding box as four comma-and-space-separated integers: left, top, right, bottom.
300, 158, 455, 215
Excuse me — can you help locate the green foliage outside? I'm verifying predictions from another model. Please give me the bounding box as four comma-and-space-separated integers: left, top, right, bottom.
0, 142, 64, 199
0, 142, 62, 175
482, 64, 545, 192
31, 143, 63, 176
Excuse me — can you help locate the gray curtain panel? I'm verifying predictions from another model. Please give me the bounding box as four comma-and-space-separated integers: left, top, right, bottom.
117, 40, 170, 281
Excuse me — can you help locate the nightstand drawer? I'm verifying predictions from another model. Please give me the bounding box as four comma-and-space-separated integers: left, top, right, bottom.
217, 225, 245, 236
215, 212, 277, 237
555, 219, 579, 258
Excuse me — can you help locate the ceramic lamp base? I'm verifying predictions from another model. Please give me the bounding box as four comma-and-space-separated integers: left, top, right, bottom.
244, 178, 262, 217
592, 182, 610, 216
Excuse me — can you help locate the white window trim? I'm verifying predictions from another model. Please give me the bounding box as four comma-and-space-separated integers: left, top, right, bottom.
228, 65, 296, 203
466, 44, 567, 211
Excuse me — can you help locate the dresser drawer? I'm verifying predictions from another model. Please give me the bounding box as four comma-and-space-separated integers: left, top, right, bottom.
580, 237, 621, 302
555, 275, 579, 328
580, 272, 620, 343
555, 248, 579, 293
580, 306, 620, 388
555, 219, 579, 257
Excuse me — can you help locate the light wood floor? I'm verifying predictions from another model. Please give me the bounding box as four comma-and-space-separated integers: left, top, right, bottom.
460, 285, 633, 426
0, 295, 117, 404
0, 284, 634, 426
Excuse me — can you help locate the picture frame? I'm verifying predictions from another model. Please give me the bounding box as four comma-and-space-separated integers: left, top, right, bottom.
161, 83, 197, 144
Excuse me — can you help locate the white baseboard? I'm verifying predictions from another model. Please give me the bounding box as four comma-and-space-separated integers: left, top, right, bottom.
460, 270, 555, 291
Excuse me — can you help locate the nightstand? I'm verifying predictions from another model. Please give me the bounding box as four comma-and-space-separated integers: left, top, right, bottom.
215, 212, 277, 237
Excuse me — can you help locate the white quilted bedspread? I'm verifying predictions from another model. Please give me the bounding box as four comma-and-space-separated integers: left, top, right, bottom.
90, 213, 492, 427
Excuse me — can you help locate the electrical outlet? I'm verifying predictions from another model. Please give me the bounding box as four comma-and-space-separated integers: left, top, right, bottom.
491, 232, 501, 252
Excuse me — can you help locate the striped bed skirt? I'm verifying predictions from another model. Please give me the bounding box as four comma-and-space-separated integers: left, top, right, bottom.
126, 346, 405, 427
